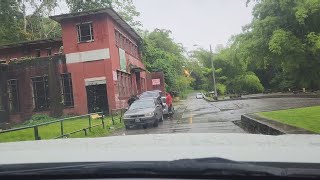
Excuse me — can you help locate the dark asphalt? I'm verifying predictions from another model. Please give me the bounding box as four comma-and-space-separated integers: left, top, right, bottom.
112, 93, 320, 136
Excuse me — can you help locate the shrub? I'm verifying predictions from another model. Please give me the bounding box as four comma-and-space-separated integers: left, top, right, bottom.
229, 73, 264, 94
22, 114, 55, 126
243, 74, 264, 93
216, 83, 227, 95
174, 76, 194, 95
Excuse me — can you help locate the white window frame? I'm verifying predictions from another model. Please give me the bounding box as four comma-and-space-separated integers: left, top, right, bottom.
77, 22, 94, 43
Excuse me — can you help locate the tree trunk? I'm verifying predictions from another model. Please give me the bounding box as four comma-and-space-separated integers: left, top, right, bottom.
23, 3, 27, 32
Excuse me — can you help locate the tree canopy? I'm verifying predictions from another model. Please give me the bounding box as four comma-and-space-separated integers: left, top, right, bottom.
141, 29, 192, 93
1, 0, 320, 95
189, 0, 320, 94
0, 0, 141, 44
66, 0, 142, 31
240, 0, 320, 90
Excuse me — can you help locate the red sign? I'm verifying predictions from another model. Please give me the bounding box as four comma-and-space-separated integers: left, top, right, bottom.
152, 79, 161, 85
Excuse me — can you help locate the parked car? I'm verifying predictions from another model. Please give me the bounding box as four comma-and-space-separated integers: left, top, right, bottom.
196, 93, 204, 99
139, 90, 162, 99
123, 98, 164, 129
161, 96, 169, 117
139, 90, 163, 107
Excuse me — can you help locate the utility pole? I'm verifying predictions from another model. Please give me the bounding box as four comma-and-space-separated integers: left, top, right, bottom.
210, 45, 218, 98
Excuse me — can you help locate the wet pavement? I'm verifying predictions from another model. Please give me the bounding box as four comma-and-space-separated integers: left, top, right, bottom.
111, 93, 320, 136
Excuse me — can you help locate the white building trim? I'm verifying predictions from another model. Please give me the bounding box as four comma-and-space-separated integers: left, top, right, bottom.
66, 48, 110, 64
85, 77, 106, 86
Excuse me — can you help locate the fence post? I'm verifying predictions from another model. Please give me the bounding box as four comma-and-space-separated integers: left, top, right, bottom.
34, 126, 41, 140
60, 120, 64, 137
83, 129, 87, 136
88, 115, 92, 132
111, 110, 115, 125
101, 114, 105, 129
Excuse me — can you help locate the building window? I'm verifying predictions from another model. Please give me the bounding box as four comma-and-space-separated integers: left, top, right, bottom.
134, 46, 138, 57
141, 78, 146, 93
35, 49, 41, 57
121, 74, 126, 96
115, 31, 119, 46
126, 40, 130, 52
130, 43, 133, 53
77, 22, 94, 42
60, 73, 74, 107
126, 76, 130, 97
117, 73, 122, 96
115, 30, 140, 58
137, 46, 139, 57
31, 76, 49, 111
7, 79, 19, 112
46, 48, 52, 56
120, 35, 123, 48
123, 36, 126, 49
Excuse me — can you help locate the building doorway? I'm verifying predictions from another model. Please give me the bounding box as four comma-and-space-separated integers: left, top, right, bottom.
135, 72, 141, 94
86, 84, 109, 114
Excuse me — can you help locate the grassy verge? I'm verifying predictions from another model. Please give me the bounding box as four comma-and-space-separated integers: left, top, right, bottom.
258, 106, 320, 133
0, 115, 124, 143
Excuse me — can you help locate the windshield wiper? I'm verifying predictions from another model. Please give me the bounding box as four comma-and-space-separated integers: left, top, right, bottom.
0, 158, 319, 178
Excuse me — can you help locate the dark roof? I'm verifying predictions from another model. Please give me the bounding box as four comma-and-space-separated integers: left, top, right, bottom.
50, 8, 141, 42
0, 38, 62, 50
130, 64, 145, 72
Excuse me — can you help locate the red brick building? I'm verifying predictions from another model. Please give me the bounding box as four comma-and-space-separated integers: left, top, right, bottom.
0, 8, 164, 123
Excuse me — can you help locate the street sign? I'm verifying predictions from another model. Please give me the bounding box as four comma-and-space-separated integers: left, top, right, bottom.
152, 79, 161, 85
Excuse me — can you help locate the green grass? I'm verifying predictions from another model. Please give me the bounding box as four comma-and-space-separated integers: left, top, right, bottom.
258, 106, 320, 133
0, 115, 124, 143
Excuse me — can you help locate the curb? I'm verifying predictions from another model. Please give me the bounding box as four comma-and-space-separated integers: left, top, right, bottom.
203, 96, 240, 102
203, 94, 320, 102
240, 114, 315, 135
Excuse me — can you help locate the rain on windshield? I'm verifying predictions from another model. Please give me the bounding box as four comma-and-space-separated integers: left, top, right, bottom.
0, 0, 319, 151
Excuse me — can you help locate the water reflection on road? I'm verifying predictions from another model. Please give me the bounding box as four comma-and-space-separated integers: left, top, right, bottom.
111, 93, 320, 136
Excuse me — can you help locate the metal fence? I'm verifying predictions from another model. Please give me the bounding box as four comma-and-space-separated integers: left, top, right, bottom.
0, 109, 125, 141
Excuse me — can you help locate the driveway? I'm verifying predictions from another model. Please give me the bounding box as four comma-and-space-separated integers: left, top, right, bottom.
112, 93, 320, 136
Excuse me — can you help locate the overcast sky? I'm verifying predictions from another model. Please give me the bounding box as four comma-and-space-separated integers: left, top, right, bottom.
133, 0, 254, 51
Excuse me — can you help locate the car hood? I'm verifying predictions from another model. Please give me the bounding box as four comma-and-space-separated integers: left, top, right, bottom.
125, 108, 154, 116
0, 133, 319, 165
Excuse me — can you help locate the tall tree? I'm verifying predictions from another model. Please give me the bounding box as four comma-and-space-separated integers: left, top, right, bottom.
17, 0, 60, 40
244, 0, 320, 90
0, 0, 24, 44
142, 29, 191, 92
211, 0, 320, 91
66, 0, 112, 12
66, 0, 142, 31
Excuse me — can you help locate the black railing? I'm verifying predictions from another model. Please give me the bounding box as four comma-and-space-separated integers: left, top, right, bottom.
0, 110, 125, 141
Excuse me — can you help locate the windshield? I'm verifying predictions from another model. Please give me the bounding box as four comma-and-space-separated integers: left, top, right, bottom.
129, 100, 155, 110
0, 0, 320, 172
139, 92, 158, 98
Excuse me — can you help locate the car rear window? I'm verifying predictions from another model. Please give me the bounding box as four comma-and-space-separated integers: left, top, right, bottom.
129, 100, 155, 110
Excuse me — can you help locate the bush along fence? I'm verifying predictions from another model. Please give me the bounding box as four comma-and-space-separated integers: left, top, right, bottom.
0, 109, 125, 141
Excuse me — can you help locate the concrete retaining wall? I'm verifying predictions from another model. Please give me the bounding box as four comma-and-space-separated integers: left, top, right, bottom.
241, 114, 284, 135
241, 114, 315, 135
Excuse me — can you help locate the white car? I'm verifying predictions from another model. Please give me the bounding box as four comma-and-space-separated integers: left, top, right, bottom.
196, 93, 203, 99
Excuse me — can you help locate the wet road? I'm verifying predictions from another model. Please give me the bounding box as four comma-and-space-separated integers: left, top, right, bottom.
112, 93, 320, 136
